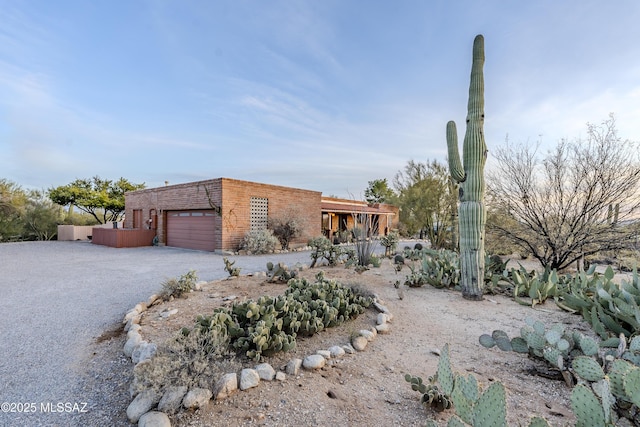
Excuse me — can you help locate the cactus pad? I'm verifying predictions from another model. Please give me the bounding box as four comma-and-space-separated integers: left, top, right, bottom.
437, 344, 455, 396
451, 384, 474, 425
556, 338, 570, 353
495, 336, 512, 352
446, 417, 465, 427
544, 329, 561, 345
630, 336, 640, 352
609, 359, 636, 399
525, 331, 546, 350
532, 320, 546, 335
571, 384, 605, 427
511, 337, 529, 354
473, 382, 507, 427
479, 334, 496, 348
543, 347, 563, 368
578, 336, 599, 356
591, 379, 613, 423
572, 356, 605, 381
456, 373, 479, 402
527, 417, 551, 427
623, 366, 640, 406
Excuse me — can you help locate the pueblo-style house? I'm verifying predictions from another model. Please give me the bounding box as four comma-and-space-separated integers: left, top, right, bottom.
92, 178, 398, 252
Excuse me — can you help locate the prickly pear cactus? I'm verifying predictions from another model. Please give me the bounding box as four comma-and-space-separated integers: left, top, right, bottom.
446, 34, 488, 300
473, 382, 507, 427
572, 356, 605, 382
571, 384, 606, 427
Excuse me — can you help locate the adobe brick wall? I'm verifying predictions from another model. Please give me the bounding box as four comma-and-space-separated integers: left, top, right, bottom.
125, 179, 223, 249
220, 178, 321, 250
124, 178, 322, 251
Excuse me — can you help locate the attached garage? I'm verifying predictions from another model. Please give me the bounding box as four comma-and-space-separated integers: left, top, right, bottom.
166, 210, 217, 251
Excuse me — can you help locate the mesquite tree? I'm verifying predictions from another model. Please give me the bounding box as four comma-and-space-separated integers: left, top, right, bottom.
487, 115, 640, 271
446, 34, 488, 300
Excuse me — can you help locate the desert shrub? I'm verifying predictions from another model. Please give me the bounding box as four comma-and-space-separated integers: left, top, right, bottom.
268, 212, 301, 250
161, 270, 198, 300
241, 229, 279, 254
223, 257, 241, 277
380, 231, 399, 257
369, 254, 381, 268
309, 236, 332, 267
132, 311, 238, 394
420, 249, 460, 289
354, 237, 377, 267
334, 229, 351, 244
308, 236, 355, 267
266, 261, 298, 283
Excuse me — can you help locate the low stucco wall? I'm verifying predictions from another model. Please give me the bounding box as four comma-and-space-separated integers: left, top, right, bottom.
57, 223, 124, 241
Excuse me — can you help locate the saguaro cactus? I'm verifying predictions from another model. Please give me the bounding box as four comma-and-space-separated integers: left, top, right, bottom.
446, 34, 488, 300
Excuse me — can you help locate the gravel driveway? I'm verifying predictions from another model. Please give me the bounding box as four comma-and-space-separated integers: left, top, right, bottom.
0, 240, 401, 426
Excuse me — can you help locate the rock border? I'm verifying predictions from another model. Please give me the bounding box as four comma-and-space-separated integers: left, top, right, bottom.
121, 271, 393, 426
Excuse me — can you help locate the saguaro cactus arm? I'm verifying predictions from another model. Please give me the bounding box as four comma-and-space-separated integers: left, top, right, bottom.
446, 121, 465, 183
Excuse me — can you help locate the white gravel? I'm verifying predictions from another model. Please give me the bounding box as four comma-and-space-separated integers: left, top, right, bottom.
0, 240, 403, 426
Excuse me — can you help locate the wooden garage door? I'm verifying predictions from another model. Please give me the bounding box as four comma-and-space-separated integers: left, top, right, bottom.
166, 210, 216, 251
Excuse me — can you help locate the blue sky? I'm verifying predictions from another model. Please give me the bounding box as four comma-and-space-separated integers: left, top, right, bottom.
2, 1, 640, 198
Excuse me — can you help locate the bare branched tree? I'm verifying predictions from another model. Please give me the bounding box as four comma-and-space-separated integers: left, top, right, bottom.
487, 115, 640, 270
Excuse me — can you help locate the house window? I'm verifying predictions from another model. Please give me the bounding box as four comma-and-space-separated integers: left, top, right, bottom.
250, 197, 268, 231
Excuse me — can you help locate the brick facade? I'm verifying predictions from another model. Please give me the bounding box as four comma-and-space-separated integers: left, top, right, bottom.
124, 178, 321, 251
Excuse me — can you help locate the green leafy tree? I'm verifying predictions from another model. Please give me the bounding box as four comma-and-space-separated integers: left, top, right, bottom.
393, 160, 458, 249
364, 179, 396, 204
23, 190, 63, 241
49, 176, 145, 224
487, 115, 640, 270
0, 179, 28, 241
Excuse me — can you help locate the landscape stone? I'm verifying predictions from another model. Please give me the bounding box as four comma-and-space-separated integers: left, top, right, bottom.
275, 371, 286, 381
138, 411, 171, 427
302, 354, 326, 370
375, 323, 391, 334
157, 386, 188, 414
182, 388, 212, 409
373, 301, 391, 314
240, 368, 260, 390
126, 389, 161, 423
128, 323, 142, 334
255, 363, 276, 381
124, 333, 143, 357
132, 342, 158, 364
359, 329, 375, 342
342, 344, 356, 354
376, 313, 389, 325
352, 335, 368, 351
160, 308, 178, 319
123, 308, 140, 324
329, 345, 346, 358
213, 373, 238, 400
285, 358, 302, 375
134, 302, 147, 313
147, 294, 160, 306
316, 350, 331, 359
